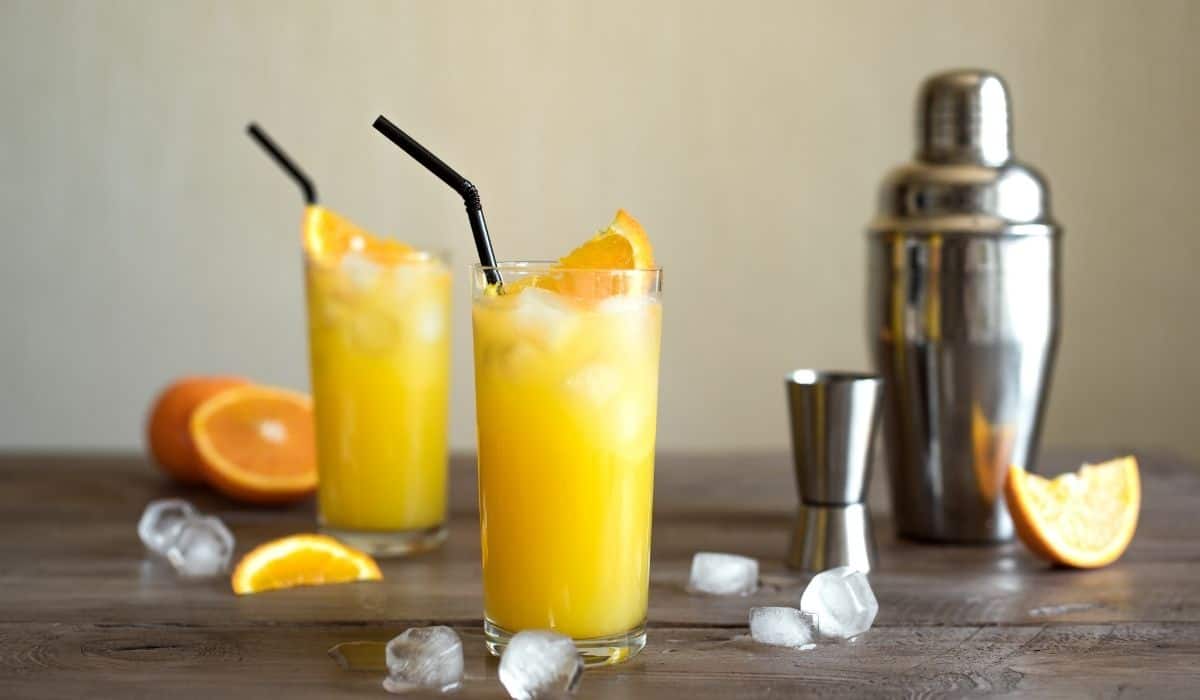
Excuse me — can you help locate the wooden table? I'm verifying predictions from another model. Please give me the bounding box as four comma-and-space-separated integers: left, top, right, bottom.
1, 450, 1198, 698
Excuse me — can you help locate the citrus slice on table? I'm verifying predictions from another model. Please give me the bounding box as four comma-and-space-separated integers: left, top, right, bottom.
303, 205, 414, 266
189, 385, 317, 504
146, 376, 248, 483
1005, 457, 1140, 568
231, 534, 382, 595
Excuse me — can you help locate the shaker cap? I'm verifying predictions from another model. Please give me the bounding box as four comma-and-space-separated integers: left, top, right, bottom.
870, 69, 1058, 236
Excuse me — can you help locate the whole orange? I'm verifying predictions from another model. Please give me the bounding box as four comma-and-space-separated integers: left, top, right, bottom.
146, 376, 249, 483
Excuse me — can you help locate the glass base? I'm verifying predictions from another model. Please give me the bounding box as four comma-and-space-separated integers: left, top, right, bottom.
320, 523, 446, 558
484, 618, 646, 667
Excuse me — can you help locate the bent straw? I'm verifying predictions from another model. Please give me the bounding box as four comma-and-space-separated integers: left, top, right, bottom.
246, 123, 318, 205
372, 116, 501, 285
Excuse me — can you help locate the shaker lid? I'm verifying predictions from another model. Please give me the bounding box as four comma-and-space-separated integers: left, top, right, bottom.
870, 69, 1058, 236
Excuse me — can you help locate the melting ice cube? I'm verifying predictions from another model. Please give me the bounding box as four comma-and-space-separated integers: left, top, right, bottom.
340, 250, 383, 291
595, 294, 654, 315
799, 566, 878, 639
498, 630, 582, 700
511, 288, 577, 348
349, 309, 401, 351
383, 626, 463, 694
687, 552, 759, 595
564, 364, 620, 405
749, 607, 817, 649
164, 515, 235, 578
413, 303, 446, 344
137, 499, 196, 556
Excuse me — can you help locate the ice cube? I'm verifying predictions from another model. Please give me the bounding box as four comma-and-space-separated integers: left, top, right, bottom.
413, 303, 446, 344
498, 630, 583, 700
341, 250, 382, 291
799, 566, 878, 639
350, 308, 401, 351
565, 364, 620, 405
383, 626, 463, 694
611, 393, 654, 447
749, 607, 818, 649
137, 499, 196, 556
389, 262, 426, 300
687, 552, 759, 595
511, 288, 577, 348
596, 294, 654, 315
491, 341, 539, 374
598, 295, 658, 352
164, 515, 235, 578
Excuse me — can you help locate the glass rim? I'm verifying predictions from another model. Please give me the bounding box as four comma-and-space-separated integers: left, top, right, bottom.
305, 246, 452, 268
471, 260, 663, 274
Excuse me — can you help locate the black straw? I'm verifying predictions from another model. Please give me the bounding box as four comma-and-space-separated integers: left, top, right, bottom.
246, 123, 318, 205
372, 115, 501, 285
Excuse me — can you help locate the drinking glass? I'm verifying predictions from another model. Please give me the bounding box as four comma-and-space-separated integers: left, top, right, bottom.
304, 245, 451, 555
471, 262, 663, 665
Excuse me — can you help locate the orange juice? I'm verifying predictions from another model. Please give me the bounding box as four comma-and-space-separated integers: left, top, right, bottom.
472, 264, 662, 664
303, 206, 450, 555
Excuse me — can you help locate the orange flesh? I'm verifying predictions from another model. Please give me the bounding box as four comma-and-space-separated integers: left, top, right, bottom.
231, 534, 382, 595
200, 395, 314, 477
1005, 457, 1140, 569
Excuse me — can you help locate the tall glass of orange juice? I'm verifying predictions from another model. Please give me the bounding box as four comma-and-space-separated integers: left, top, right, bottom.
471, 262, 662, 665
303, 206, 451, 556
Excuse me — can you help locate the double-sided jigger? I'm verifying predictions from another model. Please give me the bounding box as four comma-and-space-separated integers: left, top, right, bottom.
784, 370, 882, 573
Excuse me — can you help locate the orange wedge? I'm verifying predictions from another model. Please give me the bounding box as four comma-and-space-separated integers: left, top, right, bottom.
505, 209, 657, 298
1005, 457, 1140, 568
303, 205, 414, 266
190, 385, 317, 504
560, 208, 656, 269
231, 534, 382, 595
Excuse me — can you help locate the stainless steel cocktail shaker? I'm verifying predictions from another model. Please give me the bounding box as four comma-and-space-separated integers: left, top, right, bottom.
867, 69, 1061, 543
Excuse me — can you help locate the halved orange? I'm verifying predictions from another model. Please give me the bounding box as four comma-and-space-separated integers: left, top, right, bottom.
146, 376, 249, 483
190, 385, 317, 504
231, 534, 382, 595
303, 205, 414, 266
1005, 457, 1140, 568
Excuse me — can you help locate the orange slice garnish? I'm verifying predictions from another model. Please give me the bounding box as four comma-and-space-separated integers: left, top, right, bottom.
303, 205, 414, 266
503, 209, 657, 298
190, 385, 317, 504
231, 534, 382, 595
560, 208, 656, 269
1005, 457, 1140, 568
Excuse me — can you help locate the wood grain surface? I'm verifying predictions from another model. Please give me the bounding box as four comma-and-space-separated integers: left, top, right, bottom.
1, 450, 1197, 698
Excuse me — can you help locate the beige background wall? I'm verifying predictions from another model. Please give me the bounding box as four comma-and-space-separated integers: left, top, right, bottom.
2, 0, 1198, 458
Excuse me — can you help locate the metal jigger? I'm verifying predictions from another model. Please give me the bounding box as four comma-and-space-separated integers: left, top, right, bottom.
784, 370, 882, 573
